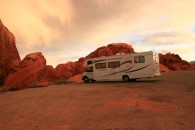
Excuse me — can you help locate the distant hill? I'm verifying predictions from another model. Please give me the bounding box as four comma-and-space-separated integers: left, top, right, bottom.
190, 61, 195, 65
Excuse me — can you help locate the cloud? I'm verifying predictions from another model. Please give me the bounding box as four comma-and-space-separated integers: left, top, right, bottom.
1, 0, 195, 66
138, 29, 195, 45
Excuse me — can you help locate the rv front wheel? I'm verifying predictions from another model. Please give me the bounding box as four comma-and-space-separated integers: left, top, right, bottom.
83, 77, 89, 83
122, 75, 129, 82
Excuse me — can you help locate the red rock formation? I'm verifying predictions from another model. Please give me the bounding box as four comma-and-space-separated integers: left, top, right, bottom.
75, 57, 85, 75
159, 53, 195, 71
44, 65, 60, 82
55, 61, 76, 78
4, 52, 47, 90
160, 64, 170, 72
0, 19, 20, 85
86, 43, 134, 58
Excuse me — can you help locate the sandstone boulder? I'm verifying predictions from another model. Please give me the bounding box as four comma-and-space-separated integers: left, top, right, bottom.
0, 19, 20, 85
86, 43, 134, 58
4, 52, 46, 90
159, 53, 195, 71
75, 57, 86, 75
44, 65, 60, 82
55, 61, 76, 78
160, 63, 170, 72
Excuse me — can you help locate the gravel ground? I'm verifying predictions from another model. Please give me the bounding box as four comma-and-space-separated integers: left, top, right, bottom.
0, 71, 195, 130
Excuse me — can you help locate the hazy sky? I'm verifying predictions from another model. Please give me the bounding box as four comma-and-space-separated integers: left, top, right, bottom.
1, 0, 195, 67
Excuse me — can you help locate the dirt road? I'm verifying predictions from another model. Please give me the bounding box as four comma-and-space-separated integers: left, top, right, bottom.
0, 71, 195, 130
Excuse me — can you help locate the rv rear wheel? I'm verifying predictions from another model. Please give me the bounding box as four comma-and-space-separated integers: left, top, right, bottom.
122, 75, 129, 82
83, 77, 89, 83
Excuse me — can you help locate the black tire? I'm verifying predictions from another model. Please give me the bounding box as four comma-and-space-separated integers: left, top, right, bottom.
122, 75, 129, 82
91, 79, 96, 82
83, 77, 89, 83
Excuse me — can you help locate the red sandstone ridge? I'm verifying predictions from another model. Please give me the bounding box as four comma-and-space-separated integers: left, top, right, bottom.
44, 65, 59, 82
4, 52, 47, 90
86, 43, 134, 58
55, 61, 76, 78
159, 53, 195, 71
0, 19, 21, 85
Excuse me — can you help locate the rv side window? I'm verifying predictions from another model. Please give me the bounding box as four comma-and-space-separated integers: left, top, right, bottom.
95, 63, 100, 69
114, 61, 120, 67
140, 56, 145, 63
100, 63, 106, 69
134, 57, 140, 63
108, 61, 120, 68
134, 56, 145, 63
108, 62, 114, 68
95, 63, 106, 69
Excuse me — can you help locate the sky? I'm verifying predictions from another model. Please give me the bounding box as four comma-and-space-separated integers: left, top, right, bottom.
1, 0, 195, 67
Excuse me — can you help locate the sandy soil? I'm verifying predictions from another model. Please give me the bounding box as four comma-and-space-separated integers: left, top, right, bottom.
0, 71, 195, 130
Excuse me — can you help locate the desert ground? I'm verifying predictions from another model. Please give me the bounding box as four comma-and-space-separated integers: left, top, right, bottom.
0, 71, 195, 130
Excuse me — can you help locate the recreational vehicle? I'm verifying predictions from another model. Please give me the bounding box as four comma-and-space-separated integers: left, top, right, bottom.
82, 51, 161, 83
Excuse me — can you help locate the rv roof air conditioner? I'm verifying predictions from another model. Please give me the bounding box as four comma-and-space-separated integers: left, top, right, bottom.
116, 52, 125, 55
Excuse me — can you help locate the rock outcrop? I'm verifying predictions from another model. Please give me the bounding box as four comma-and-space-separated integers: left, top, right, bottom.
159, 53, 195, 71
160, 64, 170, 72
86, 43, 134, 58
44, 65, 59, 82
4, 52, 47, 90
75, 57, 85, 75
0, 19, 20, 85
55, 61, 76, 78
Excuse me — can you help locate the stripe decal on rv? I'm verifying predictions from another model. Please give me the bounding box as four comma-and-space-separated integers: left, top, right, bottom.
104, 66, 133, 76
104, 64, 151, 76
120, 60, 132, 66
105, 66, 133, 76
125, 64, 151, 73
123, 65, 134, 72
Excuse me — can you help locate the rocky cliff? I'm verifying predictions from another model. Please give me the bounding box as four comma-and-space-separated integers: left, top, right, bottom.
4, 52, 47, 90
0, 19, 21, 85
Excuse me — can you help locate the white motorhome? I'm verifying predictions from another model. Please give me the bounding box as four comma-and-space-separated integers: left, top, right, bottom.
82, 51, 161, 83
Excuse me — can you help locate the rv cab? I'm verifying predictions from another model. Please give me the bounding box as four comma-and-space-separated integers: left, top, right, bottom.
82, 67, 95, 83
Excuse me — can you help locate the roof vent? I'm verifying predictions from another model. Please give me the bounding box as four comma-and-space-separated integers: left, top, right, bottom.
116, 52, 125, 55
